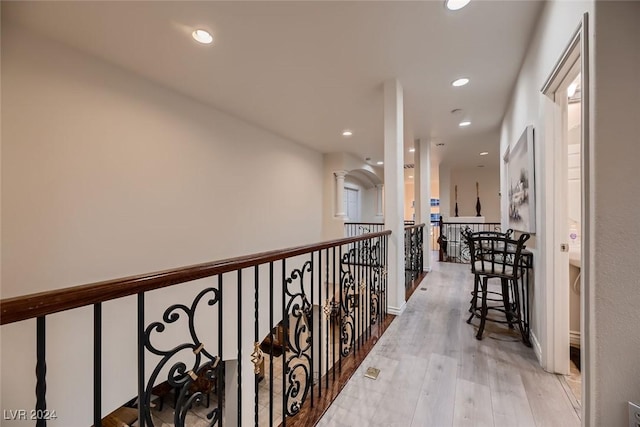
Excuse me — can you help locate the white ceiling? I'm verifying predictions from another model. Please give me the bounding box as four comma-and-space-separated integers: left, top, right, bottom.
3, 1, 543, 172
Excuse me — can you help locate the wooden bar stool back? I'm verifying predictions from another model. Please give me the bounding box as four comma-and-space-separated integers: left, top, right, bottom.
466, 232, 530, 340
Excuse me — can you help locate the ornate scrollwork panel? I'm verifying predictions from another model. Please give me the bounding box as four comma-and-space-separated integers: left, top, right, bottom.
143, 287, 221, 427
283, 261, 313, 417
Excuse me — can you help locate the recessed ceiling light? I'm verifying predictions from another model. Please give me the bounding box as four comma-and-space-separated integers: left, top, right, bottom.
459, 121, 471, 127
409, 148, 415, 153
409, 175, 414, 179
445, 0, 471, 11
342, 130, 353, 137
480, 151, 489, 156
192, 29, 213, 44
376, 161, 384, 165
452, 78, 470, 87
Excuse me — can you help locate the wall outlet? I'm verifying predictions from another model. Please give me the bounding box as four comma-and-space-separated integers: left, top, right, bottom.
629, 401, 640, 427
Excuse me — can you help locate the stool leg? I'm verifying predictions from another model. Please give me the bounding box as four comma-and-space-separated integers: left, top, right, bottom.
467, 275, 479, 324
511, 276, 526, 342
476, 277, 489, 340
501, 278, 514, 329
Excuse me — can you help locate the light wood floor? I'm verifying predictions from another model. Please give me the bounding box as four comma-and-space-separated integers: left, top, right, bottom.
317, 259, 581, 427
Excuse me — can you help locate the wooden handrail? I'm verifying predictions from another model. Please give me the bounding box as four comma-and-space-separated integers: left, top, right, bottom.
404, 223, 425, 231
440, 221, 501, 225
0, 230, 391, 326
343, 222, 384, 225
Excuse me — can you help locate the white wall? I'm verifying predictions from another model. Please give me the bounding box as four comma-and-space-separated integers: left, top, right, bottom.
1, 22, 323, 426
438, 164, 451, 220
501, 0, 640, 424
591, 2, 640, 424
449, 166, 500, 222
404, 181, 415, 222
499, 0, 592, 363
322, 152, 383, 239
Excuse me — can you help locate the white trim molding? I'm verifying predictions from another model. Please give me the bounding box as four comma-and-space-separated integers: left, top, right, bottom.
531, 331, 543, 364
387, 302, 406, 316
570, 330, 581, 348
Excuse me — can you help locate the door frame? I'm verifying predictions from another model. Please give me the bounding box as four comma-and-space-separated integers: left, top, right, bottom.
540, 12, 591, 422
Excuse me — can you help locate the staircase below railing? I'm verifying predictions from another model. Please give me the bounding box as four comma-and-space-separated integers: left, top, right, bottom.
1, 231, 391, 427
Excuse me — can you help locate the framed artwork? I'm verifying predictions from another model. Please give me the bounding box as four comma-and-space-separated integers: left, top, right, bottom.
504, 125, 536, 233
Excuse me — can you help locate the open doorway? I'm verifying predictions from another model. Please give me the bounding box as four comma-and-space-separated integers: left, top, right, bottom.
541, 14, 590, 419
563, 70, 583, 405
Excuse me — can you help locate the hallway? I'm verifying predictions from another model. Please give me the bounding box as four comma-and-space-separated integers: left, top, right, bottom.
317, 260, 580, 426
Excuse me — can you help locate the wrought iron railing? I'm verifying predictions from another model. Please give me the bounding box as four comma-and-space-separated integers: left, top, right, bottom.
404, 224, 425, 289
343, 222, 385, 238
0, 231, 390, 427
344, 222, 425, 289
437, 217, 501, 263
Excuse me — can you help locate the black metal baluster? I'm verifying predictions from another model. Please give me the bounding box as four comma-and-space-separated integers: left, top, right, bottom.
281, 259, 287, 427
356, 239, 361, 352
268, 263, 274, 427
254, 266, 259, 426
332, 246, 336, 381
237, 270, 242, 427
384, 235, 389, 318
317, 249, 322, 399
217, 274, 224, 427
310, 252, 315, 407
94, 303, 102, 427
325, 248, 329, 390
365, 238, 370, 338
137, 293, 145, 427
338, 245, 343, 371
35, 316, 46, 427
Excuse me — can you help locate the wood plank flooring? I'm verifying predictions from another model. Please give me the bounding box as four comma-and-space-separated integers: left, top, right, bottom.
317, 259, 580, 427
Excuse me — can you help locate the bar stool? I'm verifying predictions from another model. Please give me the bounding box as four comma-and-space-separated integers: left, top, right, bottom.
466, 232, 530, 340
461, 229, 512, 322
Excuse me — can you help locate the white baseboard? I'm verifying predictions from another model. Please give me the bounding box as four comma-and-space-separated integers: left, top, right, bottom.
531, 331, 543, 364
388, 302, 406, 316
570, 330, 581, 347
423, 267, 432, 273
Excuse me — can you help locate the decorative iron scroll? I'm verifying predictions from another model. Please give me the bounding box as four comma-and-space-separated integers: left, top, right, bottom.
339, 250, 357, 357
283, 260, 313, 417
339, 238, 383, 352
367, 240, 383, 325
143, 287, 221, 427
404, 226, 424, 285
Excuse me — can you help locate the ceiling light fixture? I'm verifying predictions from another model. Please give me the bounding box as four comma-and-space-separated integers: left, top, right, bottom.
480, 151, 488, 156
409, 148, 415, 153
376, 161, 384, 165
459, 121, 471, 127
192, 29, 213, 44
342, 130, 353, 137
452, 78, 470, 87
445, 0, 471, 11
409, 175, 414, 179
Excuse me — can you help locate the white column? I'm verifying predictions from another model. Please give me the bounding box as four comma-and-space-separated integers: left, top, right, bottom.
374, 184, 384, 220
383, 79, 406, 315
415, 139, 432, 272
334, 170, 348, 219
